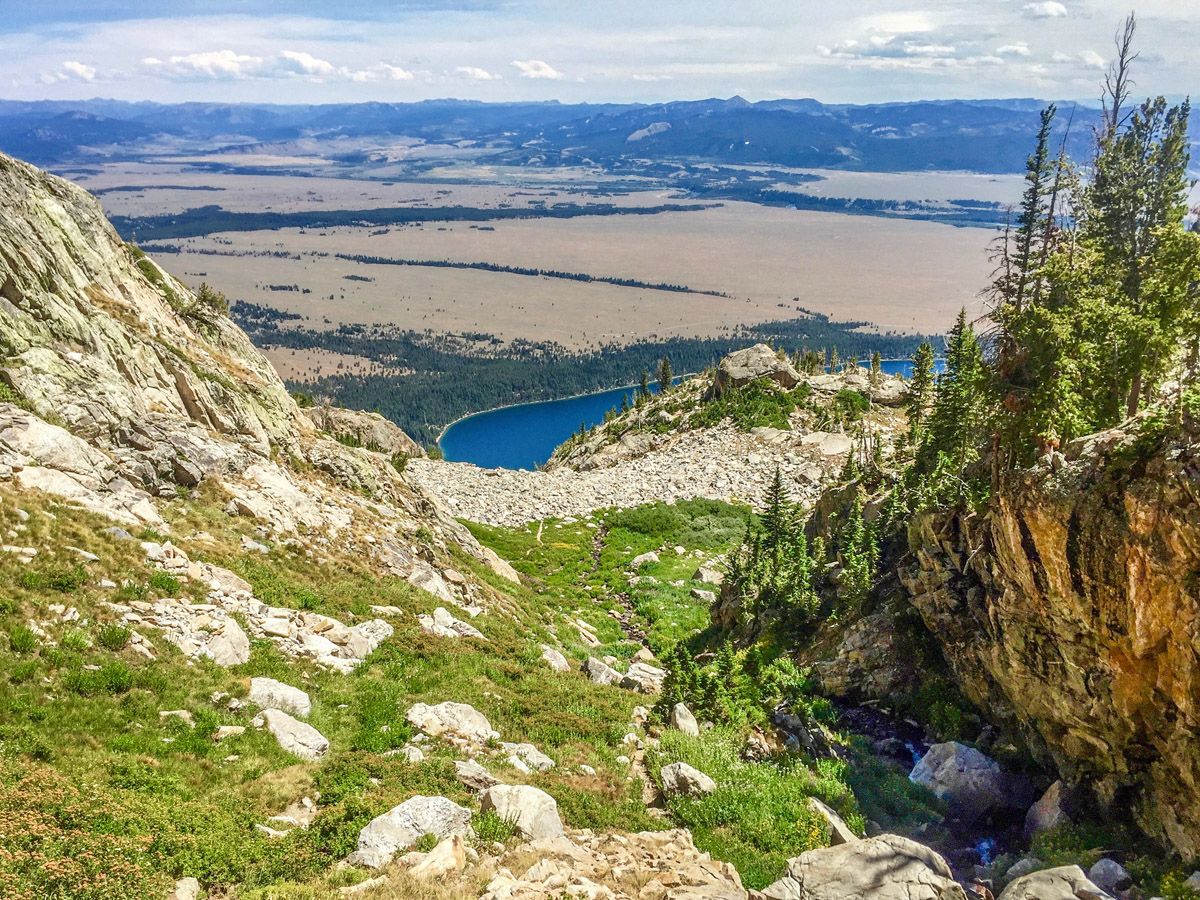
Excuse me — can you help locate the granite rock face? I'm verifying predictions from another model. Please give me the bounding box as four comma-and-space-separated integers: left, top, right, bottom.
901, 422, 1200, 857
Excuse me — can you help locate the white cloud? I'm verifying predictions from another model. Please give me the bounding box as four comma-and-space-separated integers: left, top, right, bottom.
61, 60, 97, 81
997, 42, 1031, 57
1078, 49, 1107, 68
140, 49, 413, 84
142, 50, 265, 80
40, 60, 97, 83
274, 50, 336, 77
511, 59, 562, 79
455, 66, 500, 81
378, 64, 415, 81
1022, 2, 1069, 19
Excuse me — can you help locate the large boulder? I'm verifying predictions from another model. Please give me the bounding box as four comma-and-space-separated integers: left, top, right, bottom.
670, 702, 700, 737
350, 795, 473, 869
405, 701, 498, 745
909, 742, 1028, 823
712, 344, 801, 395
998, 865, 1113, 900
621, 661, 666, 694
582, 656, 621, 686
480, 785, 564, 840
261, 708, 329, 761
661, 762, 717, 797
418, 606, 485, 640
807, 797, 857, 845
760, 833, 967, 900
1025, 780, 1073, 837
248, 677, 311, 718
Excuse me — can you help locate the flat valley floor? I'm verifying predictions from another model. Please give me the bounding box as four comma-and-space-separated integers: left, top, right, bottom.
85, 164, 1001, 358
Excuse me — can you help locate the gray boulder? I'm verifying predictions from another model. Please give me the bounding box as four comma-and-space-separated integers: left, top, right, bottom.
998, 865, 1113, 900
910, 742, 1027, 823
480, 785, 563, 840
712, 344, 801, 394
262, 709, 329, 761
350, 795, 473, 869
1087, 859, 1131, 895
620, 661, 666, 694
760, 833, 966, 900
1025, 780, 1073, 837
660, 761, 716, 797
582, 656, 621, 686
670, 702, 700, 737
248, 677, 311, 718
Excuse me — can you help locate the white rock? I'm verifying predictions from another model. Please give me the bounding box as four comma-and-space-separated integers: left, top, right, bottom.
670, 702, 700, 737
351, 796, 473, 869
249, 677, 312, 718
480, 785, 564, 840
405, 701, 498, 744
660, 762, 716, 797
262, 708, 329, 761
540, 646, 571, 672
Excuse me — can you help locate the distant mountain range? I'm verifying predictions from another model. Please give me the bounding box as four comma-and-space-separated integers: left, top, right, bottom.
5, 95, 1191, 175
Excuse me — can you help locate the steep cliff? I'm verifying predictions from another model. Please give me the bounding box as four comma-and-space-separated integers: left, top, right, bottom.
901, 414, 1200, 856
0, 150, 498, 581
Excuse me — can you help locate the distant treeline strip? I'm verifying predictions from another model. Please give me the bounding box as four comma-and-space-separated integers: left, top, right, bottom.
234, 302, 934, 446
111, 201, 720, 241
334, 253, 729, 297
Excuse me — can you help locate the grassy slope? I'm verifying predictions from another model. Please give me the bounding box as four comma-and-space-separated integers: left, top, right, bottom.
1, 481, 938, 896
0, 483, 661, 899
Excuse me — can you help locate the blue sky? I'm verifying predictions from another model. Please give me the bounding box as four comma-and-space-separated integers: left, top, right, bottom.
2, 1, 1195, 104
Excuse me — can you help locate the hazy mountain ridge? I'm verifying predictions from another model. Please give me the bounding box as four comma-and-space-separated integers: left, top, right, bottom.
3, 95, 1178, 174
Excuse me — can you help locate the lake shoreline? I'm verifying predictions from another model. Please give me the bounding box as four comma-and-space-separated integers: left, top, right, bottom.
435, 375, 694, 444
435, 358, 927, 447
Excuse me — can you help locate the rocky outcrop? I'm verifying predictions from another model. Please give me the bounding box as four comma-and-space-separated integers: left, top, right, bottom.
0, 152, 300, 461
901, 420, 1200, 857
711, 344, 801, 394
303, 404, 422, 457
0, 150, 502, 590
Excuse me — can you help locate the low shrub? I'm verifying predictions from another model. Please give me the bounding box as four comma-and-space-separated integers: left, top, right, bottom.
18, 564, 87, 593
97, 624, 132, 651
148, 571, 181, 595
7, 624, 38, 654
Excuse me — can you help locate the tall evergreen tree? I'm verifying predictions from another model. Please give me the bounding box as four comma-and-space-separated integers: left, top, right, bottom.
922, 308, 987, 476
657, 356, 673, 393
906, 342, 936, 442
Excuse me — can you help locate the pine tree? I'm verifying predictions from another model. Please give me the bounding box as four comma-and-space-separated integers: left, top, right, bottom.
638, 370, 651, 403
922, 308, 988, 476
657, 356, 673, 393
870, 351, 883, 386
829, 347, 841, 374
906, 342, 936, 442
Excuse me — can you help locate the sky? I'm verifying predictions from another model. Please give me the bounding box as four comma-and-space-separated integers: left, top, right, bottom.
1, 1, 1195, 106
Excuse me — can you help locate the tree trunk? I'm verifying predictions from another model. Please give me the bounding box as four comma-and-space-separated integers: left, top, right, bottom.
1127, 370, 1143, 419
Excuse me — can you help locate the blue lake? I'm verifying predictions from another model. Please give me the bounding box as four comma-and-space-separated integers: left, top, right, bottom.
439, 359, 936, 471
